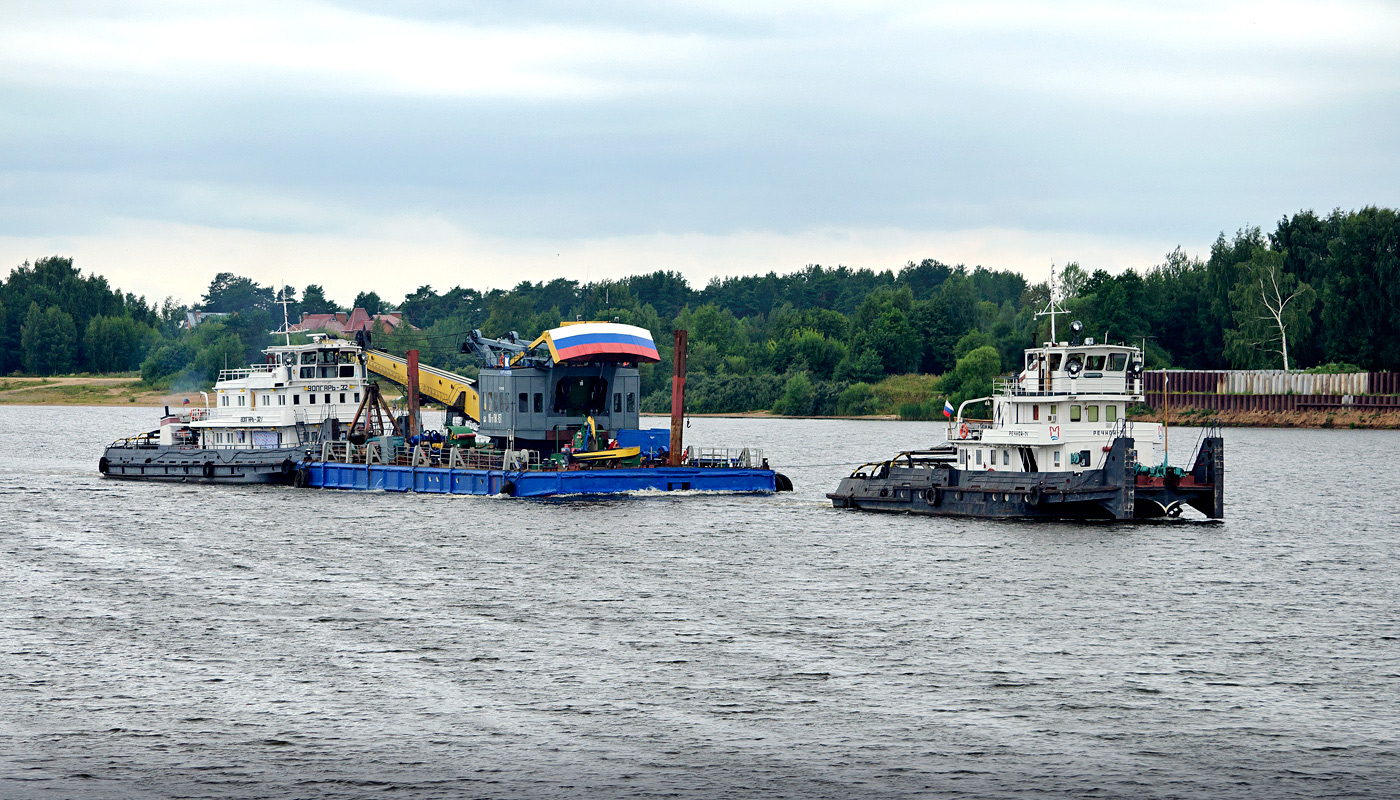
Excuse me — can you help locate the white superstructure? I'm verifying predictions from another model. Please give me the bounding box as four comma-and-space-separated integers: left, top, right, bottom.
949, 338, 1164, 473
158, 335, 372, 449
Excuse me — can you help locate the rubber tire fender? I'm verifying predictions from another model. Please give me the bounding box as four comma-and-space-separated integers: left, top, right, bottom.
98, 456, 109, 475
280, 459, 294, 478
925, 486, 942, 507
292, 467, 309, 489
500, 480, 517, 497
202, 461, 215, 479
774, 473, 794, 492
1029, 486, 1043, 506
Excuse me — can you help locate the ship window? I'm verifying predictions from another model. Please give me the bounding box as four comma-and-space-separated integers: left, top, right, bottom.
354, 392, 361, 403
319, 350, 336, 363
554, 376, 609, 415
1027, 353, 1038, 370
1087, 405, 1099, 422
519, 393, 529, 413
534, 393, 543, 412
339, 393, 346, 404
237, 430, 246, 443
339, 365, 355, 378
324, 394, 330, 404
1032, 405, 1039, 420
339, 352, 355, 364
976, 449, 982, 465
238, 395, 246, 406
1070, 404, 1081, 421
1107, 404, 1117, 422
614, 393, 622, 413
293, 394, 300, 405
1086, 355, 1106, 371
301, 352, 316, 364
1108, 353, 1127, 371
279, 395, 286, 406
309, 393, 317, 404
319, 366, 332, 378
300, 366, 315, 379
1003, 450, 1010, 465
627, 392, 635, 412
1054, 450, 1061, 466
1049, 354, 1062, 370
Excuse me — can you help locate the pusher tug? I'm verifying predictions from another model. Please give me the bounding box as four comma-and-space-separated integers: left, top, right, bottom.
828, 274, 1223, 520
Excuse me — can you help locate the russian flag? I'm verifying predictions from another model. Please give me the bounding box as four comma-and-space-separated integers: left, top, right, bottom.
943, 399, 954, 418
544, 322, 661, 363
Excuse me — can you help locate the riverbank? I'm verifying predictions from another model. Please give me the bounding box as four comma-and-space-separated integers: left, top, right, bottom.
0, 376, 190, 407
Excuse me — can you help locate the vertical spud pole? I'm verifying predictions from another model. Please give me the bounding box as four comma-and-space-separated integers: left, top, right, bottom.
669, 330, 688, 466
407, 348, 420, 438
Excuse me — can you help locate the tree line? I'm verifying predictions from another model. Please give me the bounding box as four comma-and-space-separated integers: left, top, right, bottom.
4, 205, 1396, 415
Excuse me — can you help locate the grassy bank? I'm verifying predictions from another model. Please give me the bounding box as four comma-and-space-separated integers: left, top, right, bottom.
0, 375, 191, 406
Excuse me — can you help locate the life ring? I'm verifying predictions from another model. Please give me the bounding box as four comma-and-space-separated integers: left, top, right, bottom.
202, 461, 215, 479
924, 486, 942, 507
98, 456, 109, 474
958, 423, 969, 439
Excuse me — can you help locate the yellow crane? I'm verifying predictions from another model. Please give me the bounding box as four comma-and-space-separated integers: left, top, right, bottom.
362, 349, 480, 422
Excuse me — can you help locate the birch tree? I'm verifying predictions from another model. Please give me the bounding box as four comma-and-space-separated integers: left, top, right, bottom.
1224, 249, 1315, 371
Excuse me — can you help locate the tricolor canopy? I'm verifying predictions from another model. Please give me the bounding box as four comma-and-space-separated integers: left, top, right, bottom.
534, 322, 661, 364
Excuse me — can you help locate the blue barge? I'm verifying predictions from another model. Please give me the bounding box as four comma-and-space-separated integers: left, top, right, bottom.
306, 461, 779, 497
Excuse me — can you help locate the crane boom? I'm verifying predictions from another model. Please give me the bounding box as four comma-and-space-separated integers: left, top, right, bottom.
362, 349, 480, 422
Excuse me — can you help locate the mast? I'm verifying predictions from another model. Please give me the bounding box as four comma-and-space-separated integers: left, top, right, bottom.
1036, 263, 1066, 344
277, 283, 294, 346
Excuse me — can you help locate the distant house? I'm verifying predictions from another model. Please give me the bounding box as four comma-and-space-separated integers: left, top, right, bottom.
184, 311, 230, 329
284, 308, 412, 335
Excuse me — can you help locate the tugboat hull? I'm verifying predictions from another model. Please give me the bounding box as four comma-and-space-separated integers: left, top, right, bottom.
828, 436, 1223, 521
99, 446, 307, 485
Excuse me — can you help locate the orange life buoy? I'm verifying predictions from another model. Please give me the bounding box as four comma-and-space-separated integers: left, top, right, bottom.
958, 423, 969, 439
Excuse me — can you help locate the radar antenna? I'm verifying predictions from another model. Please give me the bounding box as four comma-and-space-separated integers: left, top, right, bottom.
1036, 262, 1067, 344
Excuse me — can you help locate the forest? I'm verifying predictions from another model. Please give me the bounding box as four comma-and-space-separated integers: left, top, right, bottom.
2, 206, 1396, 417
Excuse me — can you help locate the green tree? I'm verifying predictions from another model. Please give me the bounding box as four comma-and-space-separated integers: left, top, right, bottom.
937, 345, 1001, 412
836, 382, 879, 415
353, 291, 383, 315
772, 371, 815, 416
1223, 248, 1316, 370
83, 315, 155, 372
301, 284, 337, 314
20, 303, 77, 375
202, 273, 272, 313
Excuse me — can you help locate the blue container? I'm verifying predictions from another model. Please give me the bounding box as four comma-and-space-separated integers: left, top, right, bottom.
616, 428, 670, 458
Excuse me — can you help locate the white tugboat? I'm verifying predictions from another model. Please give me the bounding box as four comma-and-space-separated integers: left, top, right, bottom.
828, 271, 1223, 520
99, 334, 375, 484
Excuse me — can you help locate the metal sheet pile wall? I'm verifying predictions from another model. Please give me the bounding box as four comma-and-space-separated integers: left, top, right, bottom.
1140, 370, 1400, 411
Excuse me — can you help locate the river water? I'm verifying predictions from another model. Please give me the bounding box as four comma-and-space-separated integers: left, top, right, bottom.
2, 406, 1397, 799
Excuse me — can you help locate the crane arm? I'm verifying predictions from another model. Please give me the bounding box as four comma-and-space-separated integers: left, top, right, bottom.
363, 349, 480, 422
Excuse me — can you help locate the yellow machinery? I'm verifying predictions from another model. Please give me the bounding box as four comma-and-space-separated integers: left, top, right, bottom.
362, 349, 480, 422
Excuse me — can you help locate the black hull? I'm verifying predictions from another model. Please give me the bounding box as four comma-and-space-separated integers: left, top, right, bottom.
99, 445, 308, 485
828, 436, 1223, 521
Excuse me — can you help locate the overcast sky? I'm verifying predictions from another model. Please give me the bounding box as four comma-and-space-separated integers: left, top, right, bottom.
1, 0, 1396, 307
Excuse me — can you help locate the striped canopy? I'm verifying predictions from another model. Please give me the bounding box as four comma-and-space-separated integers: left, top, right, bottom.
538, 322, 661, 364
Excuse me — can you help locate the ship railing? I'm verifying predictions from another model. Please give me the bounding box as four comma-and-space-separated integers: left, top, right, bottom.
316, 441, 544, 472
687, 446, 764, 469
217, 364, 278, 382
109, 430, 161, 448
